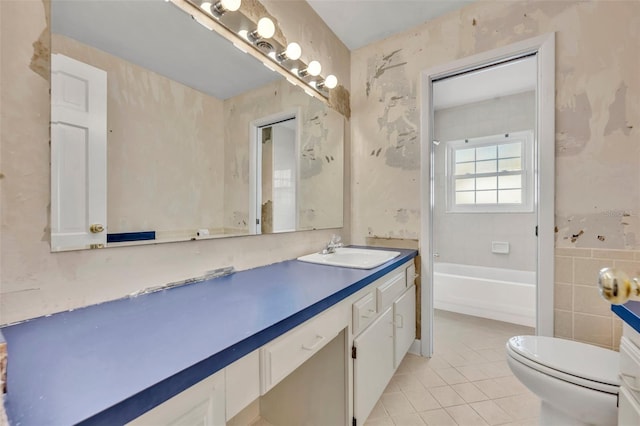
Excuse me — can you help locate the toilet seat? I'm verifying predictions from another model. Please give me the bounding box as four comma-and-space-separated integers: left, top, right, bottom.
507, 336, 619, 394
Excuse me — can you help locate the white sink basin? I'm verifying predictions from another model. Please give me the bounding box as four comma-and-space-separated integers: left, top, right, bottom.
297, 247, 401, 269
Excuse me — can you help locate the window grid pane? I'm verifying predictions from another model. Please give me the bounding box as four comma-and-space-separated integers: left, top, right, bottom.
455, 162, 475, 176
498, 142, 521, 158
476, 160, 497, 174
456, 191, 475, 205
452, 139, 526, 209
498, 157, 522, 172
476, 145, 497, 161
456, 178, 475, 191
498, 174, 522, 189
476, 190, 497, 204
456, 148, 475, 163
498, 189, 522, 204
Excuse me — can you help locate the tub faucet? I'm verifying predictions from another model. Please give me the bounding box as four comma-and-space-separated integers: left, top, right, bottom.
321, 234, 343, 254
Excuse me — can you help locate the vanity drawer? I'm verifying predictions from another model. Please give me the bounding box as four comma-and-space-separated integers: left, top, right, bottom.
353, 291, 377, 335
377, 270, 406, 311
260, 303, 347, 394
620, 386, 640, 425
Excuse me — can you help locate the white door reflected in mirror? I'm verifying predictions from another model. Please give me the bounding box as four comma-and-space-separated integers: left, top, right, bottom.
257, 116, 298, 234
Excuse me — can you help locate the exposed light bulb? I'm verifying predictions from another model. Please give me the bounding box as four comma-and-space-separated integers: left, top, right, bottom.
220, 0, 241, 12
203, 0, 241, 16
238, 29, 249, 40
200, 1, 213, 14
285, 42, 302, 60
276, 42, 302, 62
307, 60, 321, 76
256, 17, 275, 39
324, 74, 338, 89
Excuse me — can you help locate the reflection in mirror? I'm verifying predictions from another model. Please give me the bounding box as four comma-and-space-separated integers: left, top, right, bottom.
50, 0, 343, 251
259, 116, 298, 234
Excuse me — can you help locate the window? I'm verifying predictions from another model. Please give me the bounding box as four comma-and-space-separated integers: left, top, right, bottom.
446, 130, 533, 212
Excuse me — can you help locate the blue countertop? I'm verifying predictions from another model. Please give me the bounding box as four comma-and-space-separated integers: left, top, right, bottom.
1, 248, 416, 426
612, 301, 640, 334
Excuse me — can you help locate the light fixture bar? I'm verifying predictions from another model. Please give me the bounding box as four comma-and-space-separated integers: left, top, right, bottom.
175, 0, 338, 101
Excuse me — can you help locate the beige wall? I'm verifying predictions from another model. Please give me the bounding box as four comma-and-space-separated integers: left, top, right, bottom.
351, 0, 639, 346
0, 0, 350, 325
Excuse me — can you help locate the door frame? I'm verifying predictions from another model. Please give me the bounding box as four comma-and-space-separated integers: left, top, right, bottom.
419, 33, 555, 357
249, 108, 301, 235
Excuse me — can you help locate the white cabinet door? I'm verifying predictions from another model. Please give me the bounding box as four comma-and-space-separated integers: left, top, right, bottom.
619, 386, 640, 426
51, 53, 107, 251
225, 350, 260, 420
394, 285, 416, 369
127, 370, 225, 426
353, 306, 394, 425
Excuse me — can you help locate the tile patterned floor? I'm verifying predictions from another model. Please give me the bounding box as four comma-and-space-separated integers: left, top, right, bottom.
364, 310, 540, 426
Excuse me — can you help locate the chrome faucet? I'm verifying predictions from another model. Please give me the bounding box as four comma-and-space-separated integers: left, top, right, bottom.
321, 234, 343, 254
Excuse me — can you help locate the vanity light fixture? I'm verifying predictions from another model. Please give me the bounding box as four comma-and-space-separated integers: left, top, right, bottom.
248, 17, 276, 41
180, 0, 340, 98
276, 42, 302, 62
200, 0, 240, 17
299, 60, 321, 77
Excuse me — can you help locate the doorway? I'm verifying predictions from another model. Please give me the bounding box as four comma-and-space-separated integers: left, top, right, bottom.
419, 34, 555, 357
250, 110, 300, 235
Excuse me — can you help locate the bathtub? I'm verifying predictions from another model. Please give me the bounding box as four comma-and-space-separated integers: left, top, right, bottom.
433, 262, 536, 327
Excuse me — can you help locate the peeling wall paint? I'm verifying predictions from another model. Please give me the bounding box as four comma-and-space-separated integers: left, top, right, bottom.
604, 83, 633, 137
0, 0, 350, 325
365, 49, 419, 171
351, 0, 640, 249
29, 0, 49, 80
556, 92, 592, 155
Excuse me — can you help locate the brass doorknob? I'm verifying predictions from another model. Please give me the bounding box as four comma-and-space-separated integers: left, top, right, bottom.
90, 224, 104, 233
598, 267, 640, 305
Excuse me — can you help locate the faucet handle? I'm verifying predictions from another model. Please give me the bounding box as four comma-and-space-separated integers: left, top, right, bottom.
330, 234, 342, 245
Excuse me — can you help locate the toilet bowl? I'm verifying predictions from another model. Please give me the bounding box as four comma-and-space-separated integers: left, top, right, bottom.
506, 335, 620, 426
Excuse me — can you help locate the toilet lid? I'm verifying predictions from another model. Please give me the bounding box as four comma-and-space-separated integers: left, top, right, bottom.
507, 336, 619, 387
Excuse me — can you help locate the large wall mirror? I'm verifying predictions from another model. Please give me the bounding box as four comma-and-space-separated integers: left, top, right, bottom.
50, 0, 344, 251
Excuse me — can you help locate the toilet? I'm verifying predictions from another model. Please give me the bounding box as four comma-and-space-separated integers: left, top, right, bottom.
506, 335, 620, 426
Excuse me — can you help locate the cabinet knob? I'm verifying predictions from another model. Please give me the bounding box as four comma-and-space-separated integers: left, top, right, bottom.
90, 224, 104, 233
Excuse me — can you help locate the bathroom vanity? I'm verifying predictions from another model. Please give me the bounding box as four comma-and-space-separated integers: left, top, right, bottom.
612, 302, 640, 424
1, 248, 418, 425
